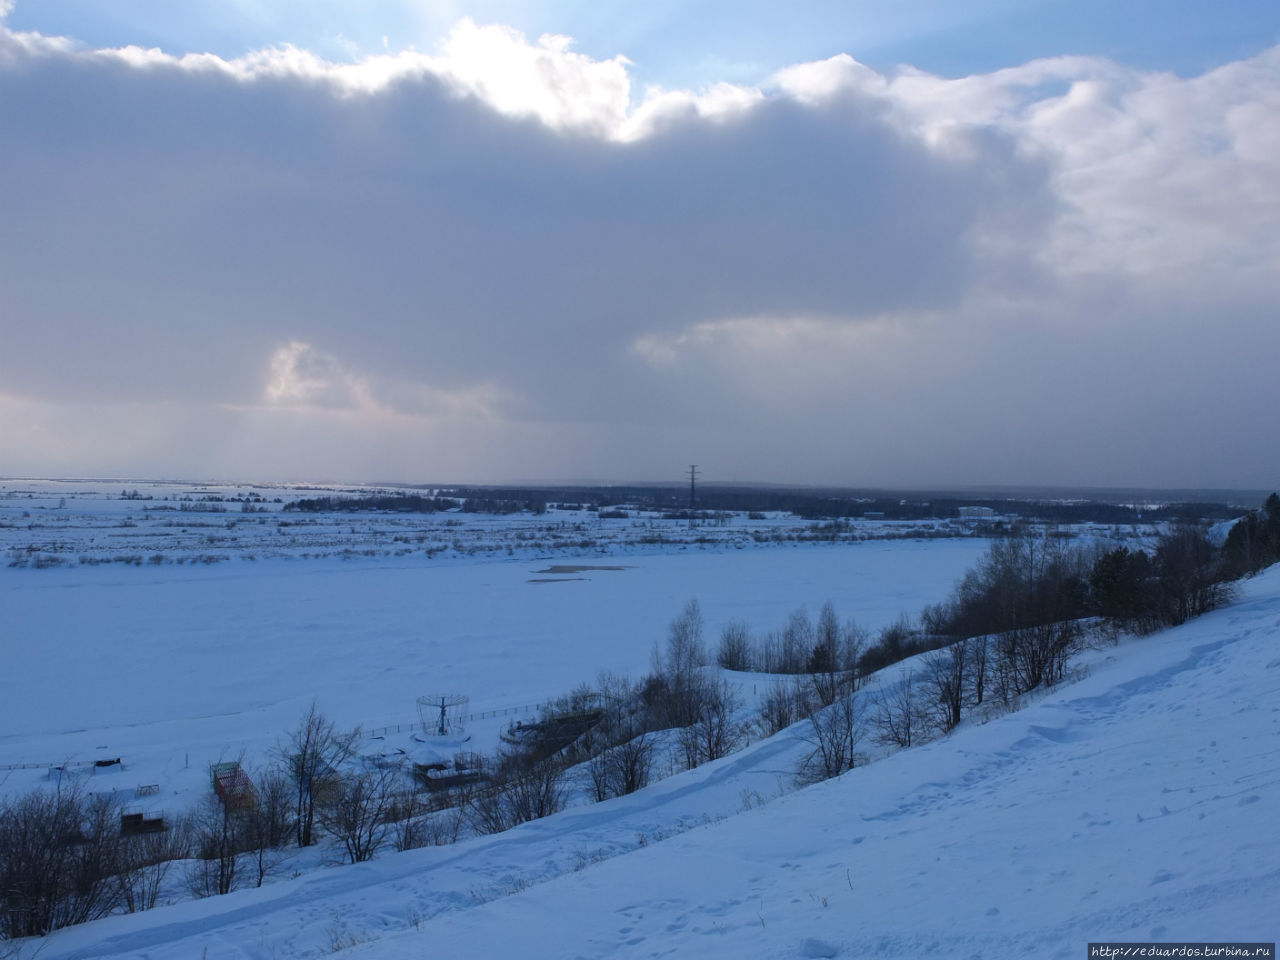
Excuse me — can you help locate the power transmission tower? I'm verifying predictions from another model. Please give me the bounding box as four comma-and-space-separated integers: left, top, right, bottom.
688, 464, 698, 512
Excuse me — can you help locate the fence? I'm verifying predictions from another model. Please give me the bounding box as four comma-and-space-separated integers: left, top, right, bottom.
0, 758, 116, 772
363, 700, 545, 739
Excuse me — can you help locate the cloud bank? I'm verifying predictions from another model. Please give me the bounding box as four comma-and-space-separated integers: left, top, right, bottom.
0, 15, 1277, 486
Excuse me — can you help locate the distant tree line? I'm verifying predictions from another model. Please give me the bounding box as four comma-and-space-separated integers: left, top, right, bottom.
284, 494, 462, 514
382, 484, 1249, 524
460, 497, 546, 515
787, 498, 1241, 524
283, 493, 553, 515
283, 484, 1249, 525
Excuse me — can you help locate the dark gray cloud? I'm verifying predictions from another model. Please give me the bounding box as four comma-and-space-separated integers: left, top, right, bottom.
0, 48, 1041, 412
0, 25, 1277, 487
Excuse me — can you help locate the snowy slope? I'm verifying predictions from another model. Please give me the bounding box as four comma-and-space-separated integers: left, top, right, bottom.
32, 567, 1280, 959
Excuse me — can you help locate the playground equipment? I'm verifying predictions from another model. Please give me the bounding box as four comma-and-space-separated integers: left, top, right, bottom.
417, 693, 469, 737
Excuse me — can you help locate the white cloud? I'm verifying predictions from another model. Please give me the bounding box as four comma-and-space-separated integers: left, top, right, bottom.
430, 20, 632, 136
260, 342, 505, 422
264, 340, 372, 410
776, 49, 1280, 281
0, 16, 777, 140
631, 315, 907, 371
772, 54, 888, 104
621, 81, 764, 141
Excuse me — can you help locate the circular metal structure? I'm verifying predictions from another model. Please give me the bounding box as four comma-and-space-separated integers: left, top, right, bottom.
417, 694, 469, 737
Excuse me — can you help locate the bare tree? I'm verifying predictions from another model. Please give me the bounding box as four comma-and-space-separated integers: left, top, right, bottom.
803, 608, 865, 709
679, 678, 743, 769
585, 674, 655, 801
872, 673, 926, 749
392, 795, 462, 852
991, 630, 1022, 706
664, 598, 707, 676
780, 609, 813, 674
649, 599, 710, 728
859, 615, 920, 675
1154, 524, 1230, 624
757, 630, 783, 674
587, 733, 655, 801
0, 784, 127, 938
922, 639, 968, 734
240, 768, 295, 886
502, 758, 568, 826
280, 703, 359, 848
811, 603, 841, 667
463, 780, 512, 837
992, 620, 1080, 702
389, 789, 426, 852
68, 793, 127, 925
466, 757, 567, 836
187, 795, 242, 898
716, 619, 753, 672
757, 679, 807, 737
966, 635, 989, 708
116, 817, 191, 914
318, 764, 402, 864
797, 691, 865, 784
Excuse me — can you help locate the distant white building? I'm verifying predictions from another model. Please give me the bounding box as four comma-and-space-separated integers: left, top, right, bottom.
958, 506, 996, 519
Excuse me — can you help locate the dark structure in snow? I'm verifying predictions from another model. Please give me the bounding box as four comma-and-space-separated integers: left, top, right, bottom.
211, 761, 257, 811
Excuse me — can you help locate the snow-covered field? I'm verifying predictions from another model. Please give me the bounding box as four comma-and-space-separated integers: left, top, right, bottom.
0, 478, 978, 569
21, 546, 1280, 959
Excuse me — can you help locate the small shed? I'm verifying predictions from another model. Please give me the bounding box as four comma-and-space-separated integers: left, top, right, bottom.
120, 811, 167, 836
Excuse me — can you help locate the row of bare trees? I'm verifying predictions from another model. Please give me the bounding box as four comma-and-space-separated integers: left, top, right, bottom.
924, 525, 1235, 643
715, 602, 867, 676
574, 515, 1258, 797
787, 517, 1266, 787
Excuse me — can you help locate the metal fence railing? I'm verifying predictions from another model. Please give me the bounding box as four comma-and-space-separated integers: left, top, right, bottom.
363, 701, 545, 739
0, 758, 106, 772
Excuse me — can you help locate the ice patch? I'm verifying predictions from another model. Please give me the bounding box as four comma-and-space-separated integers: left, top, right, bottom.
801, 937, 840, 958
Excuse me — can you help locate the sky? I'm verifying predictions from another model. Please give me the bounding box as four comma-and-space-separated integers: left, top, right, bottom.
1, 2, 1278, 488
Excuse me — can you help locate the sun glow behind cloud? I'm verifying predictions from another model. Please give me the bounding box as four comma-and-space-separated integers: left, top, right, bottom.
0, 15, 759, 140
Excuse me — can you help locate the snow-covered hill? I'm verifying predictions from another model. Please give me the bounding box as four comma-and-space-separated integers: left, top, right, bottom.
30, 567, 1280, 959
